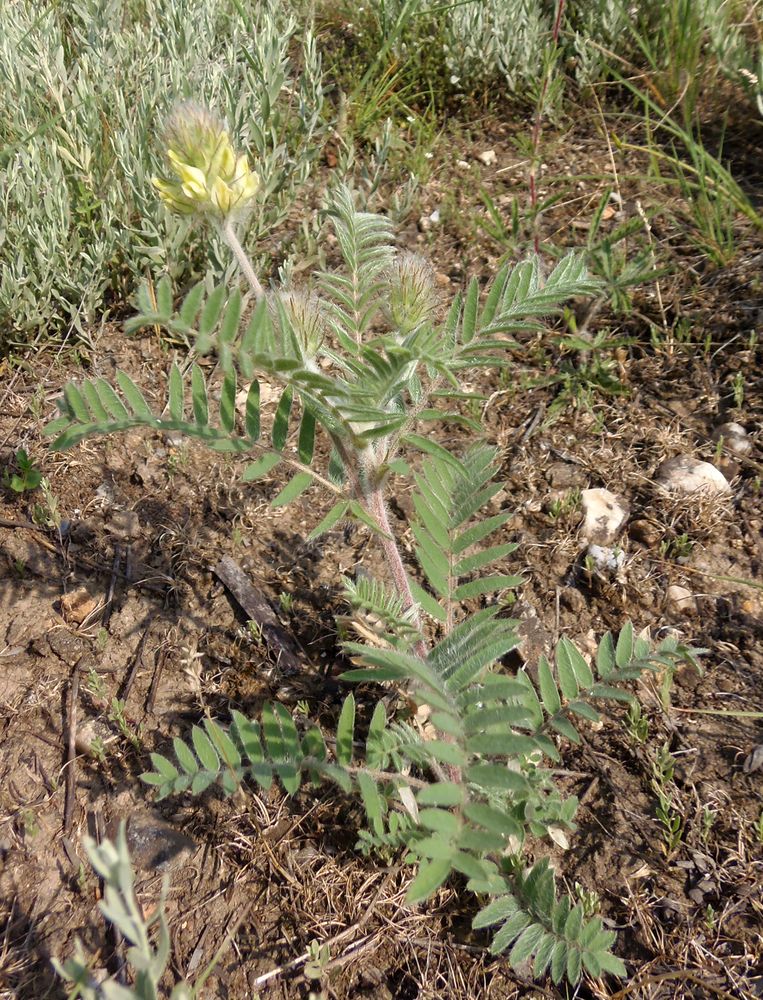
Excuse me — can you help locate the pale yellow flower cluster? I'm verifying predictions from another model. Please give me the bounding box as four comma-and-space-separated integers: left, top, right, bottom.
152, 103, 259, 220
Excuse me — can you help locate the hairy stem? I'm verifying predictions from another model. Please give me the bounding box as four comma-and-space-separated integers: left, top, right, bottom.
363, 485, 428, 660
222, 219, 265, 300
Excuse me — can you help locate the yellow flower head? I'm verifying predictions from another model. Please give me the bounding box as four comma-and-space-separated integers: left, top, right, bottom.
151, 103, 259, 219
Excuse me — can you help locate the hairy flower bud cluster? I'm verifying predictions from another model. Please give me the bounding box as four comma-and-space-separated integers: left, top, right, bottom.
385, 252, 437, 336
273, 290, 327, 362
152, 103, 259, 219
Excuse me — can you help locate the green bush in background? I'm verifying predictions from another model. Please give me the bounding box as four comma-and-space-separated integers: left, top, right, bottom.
0, 0, 324, 348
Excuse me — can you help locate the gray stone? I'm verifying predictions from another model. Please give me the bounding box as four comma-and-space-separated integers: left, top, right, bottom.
580, 488, 629, 545
655, 455, 731, 495
665, 584, 697, 616
123, 811, 196, 873
586, 543, 625, 575
546, 461, 587, 489
47, 629, 88, 666
712, 422, 751, 458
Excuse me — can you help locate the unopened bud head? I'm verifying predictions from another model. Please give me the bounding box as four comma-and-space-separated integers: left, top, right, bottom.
152, 102, 259, 220
385, 252, 437, 335
273, 291, 326, 361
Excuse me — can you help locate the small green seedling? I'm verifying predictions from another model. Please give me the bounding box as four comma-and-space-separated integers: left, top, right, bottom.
625, 701, 649, 744
659, 533, 693, 560
651, 744, 683, 857
32, 477, 61, 528
304, 939, 332, 981
109, 697, 142, 751
3, 448, 42, 493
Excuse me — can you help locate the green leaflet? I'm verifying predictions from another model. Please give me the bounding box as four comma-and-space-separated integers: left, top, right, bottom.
245, 380, 261, 440
116, 371, 153, 419
242, 453, 281, 481
336, 694, 355, 766
406, 858, 453, 904
271, 472, 313, 508
219, 371, 237, 433
190, 365, 208, 425
307, 501, 349, 540
272, 386, 293, 450
168, 363, 184, 421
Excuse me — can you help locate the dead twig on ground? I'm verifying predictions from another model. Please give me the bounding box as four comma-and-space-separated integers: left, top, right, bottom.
101, 545, 122, 630
118, 614, 156, 703
63, 667, 80, 837
213, 556, 302, 676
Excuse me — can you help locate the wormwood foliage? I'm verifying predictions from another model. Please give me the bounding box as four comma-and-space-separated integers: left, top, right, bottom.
52, 825, 191, 1000
48, 188, 700, 988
